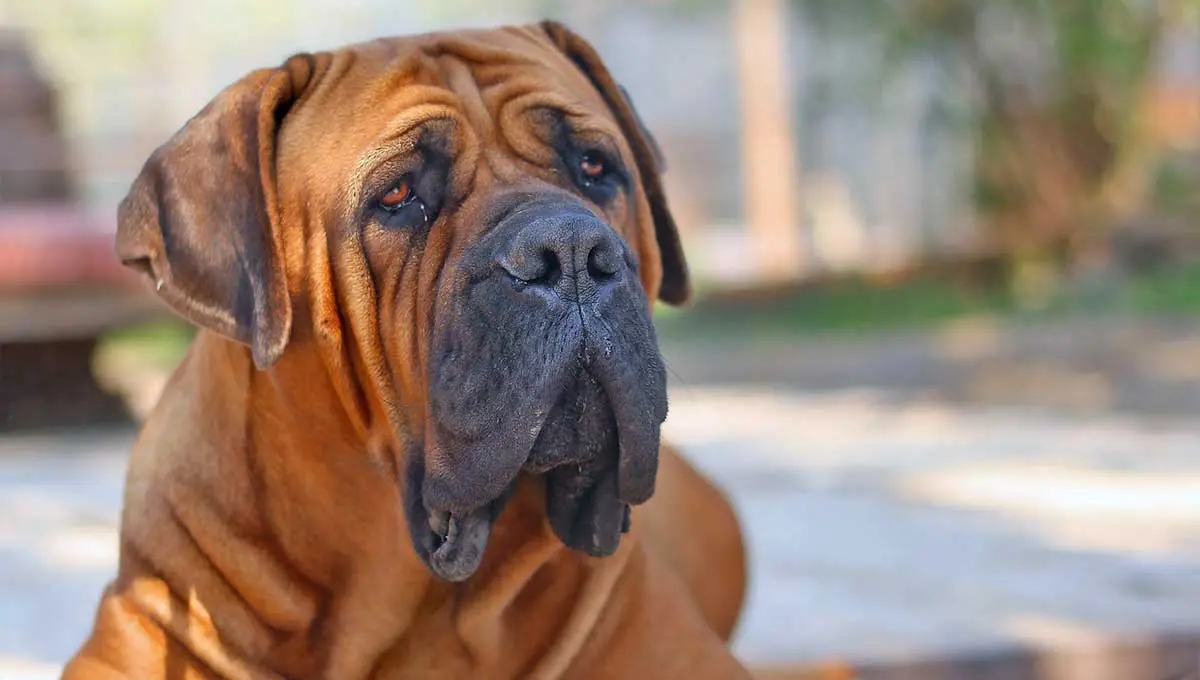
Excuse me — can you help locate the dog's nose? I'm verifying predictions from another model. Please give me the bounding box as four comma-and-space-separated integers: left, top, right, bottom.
498, 209, 626, 303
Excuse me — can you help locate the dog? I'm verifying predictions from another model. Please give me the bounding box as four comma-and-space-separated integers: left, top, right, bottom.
63, 21, 751, 679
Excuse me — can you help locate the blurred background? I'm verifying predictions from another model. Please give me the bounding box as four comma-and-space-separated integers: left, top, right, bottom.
1, 1, 1199, 678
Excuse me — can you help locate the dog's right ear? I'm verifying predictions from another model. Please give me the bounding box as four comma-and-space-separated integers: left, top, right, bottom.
540, 21, 691, 306
116, 54, 321, 369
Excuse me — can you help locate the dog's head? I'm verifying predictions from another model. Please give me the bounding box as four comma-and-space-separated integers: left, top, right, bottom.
116, 23, 688, 582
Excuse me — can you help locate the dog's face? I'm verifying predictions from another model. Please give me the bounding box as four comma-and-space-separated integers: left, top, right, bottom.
115, 23, 689, 581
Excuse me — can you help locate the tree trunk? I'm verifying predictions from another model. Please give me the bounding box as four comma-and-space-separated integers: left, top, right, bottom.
732, 0, 806, 282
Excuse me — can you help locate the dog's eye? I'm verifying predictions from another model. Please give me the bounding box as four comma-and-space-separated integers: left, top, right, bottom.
579, 152, 606, 183
379, 180, 415, 211
573, 149, 623, 207
372, 176, 430, 230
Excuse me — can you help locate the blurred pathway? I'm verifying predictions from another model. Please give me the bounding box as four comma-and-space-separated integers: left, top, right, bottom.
661, 316, 1200, 422
4, 387, 1200, 678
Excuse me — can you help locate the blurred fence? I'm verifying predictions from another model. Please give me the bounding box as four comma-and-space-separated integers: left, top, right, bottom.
1, 0, 1197, 288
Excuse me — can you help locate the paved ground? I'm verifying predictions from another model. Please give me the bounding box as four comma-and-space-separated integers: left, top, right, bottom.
660, 316, 1200, 421
4, 387, 1200, 678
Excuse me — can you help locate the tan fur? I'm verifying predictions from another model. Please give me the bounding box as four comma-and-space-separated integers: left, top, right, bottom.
64, 24, 750, 680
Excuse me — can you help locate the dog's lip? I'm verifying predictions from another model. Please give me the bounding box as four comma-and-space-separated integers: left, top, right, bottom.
428, 509, 451, 538
545, 464, 632, 557
425, 502, 495, 582
405, 447, 518, 583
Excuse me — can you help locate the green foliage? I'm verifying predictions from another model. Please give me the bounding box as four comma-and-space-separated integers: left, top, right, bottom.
98, 321, 195, 370
655, 259, 1200, 344
1120, 262, 1200, 314
793, 0, 1193, 258
794, 0, 1169, 113
7, 0, 165, 72
656, 277, 1017, 340
1150, 156, 1200, 215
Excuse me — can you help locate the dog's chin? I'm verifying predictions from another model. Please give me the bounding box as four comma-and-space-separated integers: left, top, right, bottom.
419, 500, 504, 582
403, 489, 513, 582
402, 454, 516, 582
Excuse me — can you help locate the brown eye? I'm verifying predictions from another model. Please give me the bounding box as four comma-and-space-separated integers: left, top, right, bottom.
579, 153, 606, 180
379, 180, 414, 210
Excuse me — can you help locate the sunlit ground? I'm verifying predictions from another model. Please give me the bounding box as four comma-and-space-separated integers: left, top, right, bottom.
3, 388, 1200, 677
0, 431, 127, 680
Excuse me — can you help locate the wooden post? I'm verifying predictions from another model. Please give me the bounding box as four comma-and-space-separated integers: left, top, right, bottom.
733, 0, 806, 282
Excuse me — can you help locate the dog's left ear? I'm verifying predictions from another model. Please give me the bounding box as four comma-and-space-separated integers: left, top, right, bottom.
540, 20, 691, 306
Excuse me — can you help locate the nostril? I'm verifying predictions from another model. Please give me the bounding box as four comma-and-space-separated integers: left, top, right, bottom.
497, 210, 626, 295
501, 245, 563, 287
586, 246, 620, 282
536, 248, 562, 287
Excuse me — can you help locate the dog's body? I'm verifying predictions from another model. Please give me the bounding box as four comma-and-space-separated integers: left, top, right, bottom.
64, 23, 749, 679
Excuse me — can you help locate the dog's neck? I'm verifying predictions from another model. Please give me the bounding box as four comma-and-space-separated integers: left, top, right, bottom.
141, 331, 623, 677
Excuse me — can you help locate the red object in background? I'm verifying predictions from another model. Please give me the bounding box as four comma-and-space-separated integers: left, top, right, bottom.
0, 29, 156, 431
0, 204, 138, 293
0, 30, 139, 295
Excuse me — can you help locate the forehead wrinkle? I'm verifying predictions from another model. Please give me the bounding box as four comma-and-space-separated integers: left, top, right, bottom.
343, 103, 464, 204
418, 31, 540, 69
355, 42, 443, 102
494, 87, 625, 178
439, 56, 493, 143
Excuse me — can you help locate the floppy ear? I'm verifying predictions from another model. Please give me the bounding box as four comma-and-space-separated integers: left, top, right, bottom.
116, 54, 320, 369
540, 20, 691, 306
